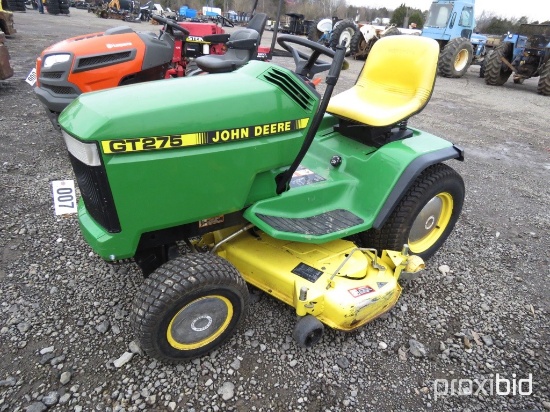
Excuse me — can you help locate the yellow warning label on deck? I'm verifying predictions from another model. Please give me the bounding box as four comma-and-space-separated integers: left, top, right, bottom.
101, 118, 310, 154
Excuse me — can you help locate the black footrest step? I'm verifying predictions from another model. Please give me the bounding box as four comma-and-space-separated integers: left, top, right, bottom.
256, 209, 363, 236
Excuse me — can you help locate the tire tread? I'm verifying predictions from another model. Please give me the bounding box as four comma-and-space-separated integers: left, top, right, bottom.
132, 253, 249, 363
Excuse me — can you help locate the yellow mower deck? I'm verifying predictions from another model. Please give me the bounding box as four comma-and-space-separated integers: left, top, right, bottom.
210, 228, 423, 331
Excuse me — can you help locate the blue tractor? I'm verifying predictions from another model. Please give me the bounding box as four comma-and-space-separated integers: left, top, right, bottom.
484, 24, 550, 95
350, 0, 482, 78
422, 0, 479, 77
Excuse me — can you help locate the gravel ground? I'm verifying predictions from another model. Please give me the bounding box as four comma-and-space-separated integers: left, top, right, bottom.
1, 9, 549, 412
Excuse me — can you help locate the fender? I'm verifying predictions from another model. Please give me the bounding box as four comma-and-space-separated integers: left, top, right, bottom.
373, 144, 464, 229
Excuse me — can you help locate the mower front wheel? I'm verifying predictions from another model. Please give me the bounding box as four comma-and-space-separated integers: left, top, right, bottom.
293, 315, 324, 348
132, 254, 249, 362
359, 163, 464, 260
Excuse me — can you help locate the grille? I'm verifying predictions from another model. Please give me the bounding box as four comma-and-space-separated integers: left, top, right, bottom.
77, 51, 132, 69
42, 84, 76, 95
262, 67, 315, 111
68, 152, 121, 233
41, 71, 64, 79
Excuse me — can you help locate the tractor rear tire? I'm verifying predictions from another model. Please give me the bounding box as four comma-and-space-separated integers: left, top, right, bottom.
307, 19, 323, 42
484, 42, 513, 86
329, 19, 357, 56
132, 253, 249, 362
537, 60, 550, 96
350, 29, 376, 60
358, 163, 465, 260
479, 50, 492, 78
438, 37, 473, 78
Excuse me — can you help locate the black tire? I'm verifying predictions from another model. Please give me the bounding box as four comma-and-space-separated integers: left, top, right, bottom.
46, 0, 59, 13
479, 50, 492, 78
358, 163, 465, 260
479, 59, 485, 78
438, 37, 473, 78
307, 19, 323, 42
329, 19, 356, 56
537, 60, 550, 96
132, 254, 249, 362
10, 0, 25, 11
293, 315, 324, 348
15, 0, 26, 10
484, 42, 513, 86
350, 29, 377, 60
59, 0, 69, 12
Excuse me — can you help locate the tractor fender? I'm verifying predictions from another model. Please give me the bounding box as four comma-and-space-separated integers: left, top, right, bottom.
316, 18, 333, 33
372, 144, 464, 229
359, 24, 379, 42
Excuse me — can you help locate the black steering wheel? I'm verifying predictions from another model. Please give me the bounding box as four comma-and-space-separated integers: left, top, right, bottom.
216, 14, 234, 28
277, 34, 340, 79
152, 14, 190, 37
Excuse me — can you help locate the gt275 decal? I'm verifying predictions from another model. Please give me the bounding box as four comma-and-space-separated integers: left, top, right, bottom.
101, 118, 310, 154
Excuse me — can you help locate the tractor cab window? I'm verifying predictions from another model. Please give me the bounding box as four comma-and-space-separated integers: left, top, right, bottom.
425, 4, 452, 28
459, 6, 473, 27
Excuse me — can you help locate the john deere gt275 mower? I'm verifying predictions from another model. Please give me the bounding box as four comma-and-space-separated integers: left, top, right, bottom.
58, 34, 465, 362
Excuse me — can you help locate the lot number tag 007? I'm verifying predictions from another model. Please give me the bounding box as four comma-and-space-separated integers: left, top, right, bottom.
51, 180, 77, 215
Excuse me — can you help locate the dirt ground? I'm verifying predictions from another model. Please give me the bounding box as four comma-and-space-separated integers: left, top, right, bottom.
0, 9, 549, 412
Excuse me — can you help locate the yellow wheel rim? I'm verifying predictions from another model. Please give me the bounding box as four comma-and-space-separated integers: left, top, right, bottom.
408, 192, 453, 254
167, 295, 233, 350
454, 49, 469, 71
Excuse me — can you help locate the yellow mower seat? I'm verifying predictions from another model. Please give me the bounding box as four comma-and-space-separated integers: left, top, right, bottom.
327, 35, 439, 127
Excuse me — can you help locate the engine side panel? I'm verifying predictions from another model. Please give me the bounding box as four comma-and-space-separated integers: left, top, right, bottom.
60, 61, 320, 259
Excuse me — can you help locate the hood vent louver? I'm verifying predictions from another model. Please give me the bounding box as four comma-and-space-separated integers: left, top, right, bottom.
74, 50, 135, 73
262, 67, 315, 111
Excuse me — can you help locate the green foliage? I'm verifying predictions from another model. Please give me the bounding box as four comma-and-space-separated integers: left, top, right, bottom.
389, 3, 407, 26
475, 13, 544, 35
389, 3, 424, 28
409, 11, 424, 28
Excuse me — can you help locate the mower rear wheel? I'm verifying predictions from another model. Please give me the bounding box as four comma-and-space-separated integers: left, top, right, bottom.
132, 253, 249, 362
293, 315, 324, 348
358, 163, 464, 260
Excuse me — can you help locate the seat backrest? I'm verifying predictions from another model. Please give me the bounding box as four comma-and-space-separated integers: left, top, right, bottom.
327, 35, 439, 127
357, 35, 438, 99
246, 13, 268, 38
226, 28, 260, 61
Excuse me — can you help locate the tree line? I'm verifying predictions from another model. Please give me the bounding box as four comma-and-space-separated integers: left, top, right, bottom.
163, 0, 548, 35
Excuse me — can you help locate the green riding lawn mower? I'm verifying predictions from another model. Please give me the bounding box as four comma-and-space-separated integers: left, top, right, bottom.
59, 33, 465, 362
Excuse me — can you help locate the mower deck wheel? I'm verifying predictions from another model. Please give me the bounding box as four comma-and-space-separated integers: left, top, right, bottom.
293, 315, 324, 348
132, 253, 249, 362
